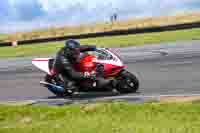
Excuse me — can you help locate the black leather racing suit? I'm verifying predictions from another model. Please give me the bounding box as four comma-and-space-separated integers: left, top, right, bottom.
53, 45, 97, 90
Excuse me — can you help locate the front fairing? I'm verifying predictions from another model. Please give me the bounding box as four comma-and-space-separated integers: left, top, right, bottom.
76, 48, 124, 77
94, 49, 124, 77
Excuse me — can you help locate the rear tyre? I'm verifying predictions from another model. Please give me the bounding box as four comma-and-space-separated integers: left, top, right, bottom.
116, 70, 139, 94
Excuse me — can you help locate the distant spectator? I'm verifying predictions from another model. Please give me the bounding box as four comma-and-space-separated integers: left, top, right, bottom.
113, 13, 118, 21
110, 13, 118, 23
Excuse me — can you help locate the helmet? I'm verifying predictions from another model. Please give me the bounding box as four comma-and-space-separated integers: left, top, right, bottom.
65, 39, 80, 50
65, 39, 81, 61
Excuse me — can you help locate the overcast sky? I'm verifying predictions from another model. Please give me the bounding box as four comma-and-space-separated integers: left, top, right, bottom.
1, 0, 200, 33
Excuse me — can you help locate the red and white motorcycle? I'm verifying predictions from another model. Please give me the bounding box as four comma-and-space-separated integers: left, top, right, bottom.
32, 48, 139, 96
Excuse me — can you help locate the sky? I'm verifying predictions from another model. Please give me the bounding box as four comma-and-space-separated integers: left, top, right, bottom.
1, 0, 200, 33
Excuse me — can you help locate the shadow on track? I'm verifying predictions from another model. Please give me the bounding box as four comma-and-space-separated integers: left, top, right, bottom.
42, 92, 142, 106
47, 92, 120, 100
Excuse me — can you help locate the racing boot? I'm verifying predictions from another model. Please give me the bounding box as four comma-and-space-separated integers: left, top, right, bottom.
63, 81, 78, 96
110, 79, 120, 94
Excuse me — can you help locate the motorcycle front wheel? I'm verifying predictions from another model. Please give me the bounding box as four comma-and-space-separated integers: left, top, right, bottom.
116, 70, 139, 94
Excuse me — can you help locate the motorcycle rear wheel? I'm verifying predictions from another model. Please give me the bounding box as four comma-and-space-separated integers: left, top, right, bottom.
116, 70, 139, 94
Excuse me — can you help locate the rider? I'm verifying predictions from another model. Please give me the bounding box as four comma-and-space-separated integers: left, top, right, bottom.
52, 39, 116, 94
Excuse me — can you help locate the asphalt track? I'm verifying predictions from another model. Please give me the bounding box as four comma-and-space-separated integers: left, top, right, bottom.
1, 40, 200, 104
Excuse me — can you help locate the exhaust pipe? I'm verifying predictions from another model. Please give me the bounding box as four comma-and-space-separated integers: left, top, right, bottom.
40, 81, 65, 94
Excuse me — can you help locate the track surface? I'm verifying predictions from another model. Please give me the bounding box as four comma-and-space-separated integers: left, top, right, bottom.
1, 40, 200, 102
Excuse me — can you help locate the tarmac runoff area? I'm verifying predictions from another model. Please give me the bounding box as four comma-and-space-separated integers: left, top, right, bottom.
1, 40, 200, 105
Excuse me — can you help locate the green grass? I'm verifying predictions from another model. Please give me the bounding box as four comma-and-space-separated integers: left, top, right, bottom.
0, 34, 8, 42
1, 28, 200, 58
80, 28, 200, 47
0, 102, 200, 133
0, 42, 63, 58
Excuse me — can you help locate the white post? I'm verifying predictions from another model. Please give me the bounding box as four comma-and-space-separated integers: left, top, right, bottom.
12, 40, 18, 47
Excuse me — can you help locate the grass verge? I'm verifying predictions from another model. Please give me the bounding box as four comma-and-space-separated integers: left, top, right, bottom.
1, 28, 200, 58
0, 102, 200, 133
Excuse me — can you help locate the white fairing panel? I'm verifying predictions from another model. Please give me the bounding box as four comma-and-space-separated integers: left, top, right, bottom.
32, 58, 51, 74
95, 49, 123, 67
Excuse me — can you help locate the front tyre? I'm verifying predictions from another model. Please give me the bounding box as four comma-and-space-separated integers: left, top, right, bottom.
116, 70, 139, 94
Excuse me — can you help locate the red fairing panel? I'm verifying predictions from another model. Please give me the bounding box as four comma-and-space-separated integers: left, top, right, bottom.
102, 63, 124, 78
79, 55, 96, 72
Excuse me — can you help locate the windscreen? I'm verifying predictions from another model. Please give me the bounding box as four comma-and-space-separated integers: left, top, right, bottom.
87, 49, 113, 60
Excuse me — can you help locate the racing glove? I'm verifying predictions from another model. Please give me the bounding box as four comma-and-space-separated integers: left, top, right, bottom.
83, 71, 96, 80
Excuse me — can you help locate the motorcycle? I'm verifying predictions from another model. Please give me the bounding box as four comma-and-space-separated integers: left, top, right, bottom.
32, 48, 139, 96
